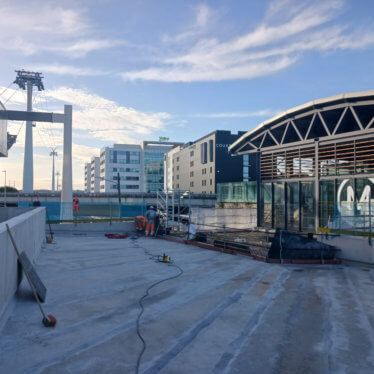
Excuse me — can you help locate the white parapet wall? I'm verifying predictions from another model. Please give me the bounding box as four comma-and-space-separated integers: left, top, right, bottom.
49, 221, 135, 235
318, 234, 374, 264
0, 207, 46, 325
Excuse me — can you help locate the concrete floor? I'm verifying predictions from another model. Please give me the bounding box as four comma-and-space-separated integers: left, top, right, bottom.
1, 235, 374, 374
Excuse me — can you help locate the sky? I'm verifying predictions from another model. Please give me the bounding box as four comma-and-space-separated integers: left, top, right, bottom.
1, 0, 374, 190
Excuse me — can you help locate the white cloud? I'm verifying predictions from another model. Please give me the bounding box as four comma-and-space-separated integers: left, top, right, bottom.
122, 0, 374, 82
191, 109, 281, 119
161, 3, 217, 44
122, 56, 296, 82
1, 85, 171, 143
27, 64, 111, 77
1, 85, 171, 189
0, 1, 123, 58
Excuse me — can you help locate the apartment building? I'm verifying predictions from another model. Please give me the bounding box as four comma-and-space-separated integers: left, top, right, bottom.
85, 140, 182, 194
90, 156, 100, 193
164, 145, 182, 190
169, 131, 256, 194
84, 162, 91, 193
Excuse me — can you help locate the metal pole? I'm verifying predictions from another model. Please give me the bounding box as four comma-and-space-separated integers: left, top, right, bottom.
50, 148, 57, 192
178, 190, 181, 230
166, 188, 169, 230
188, 190, 191, 235
23, 81, 33, 193
60, 105, 73, 220
3, 170, 6, 206
314, 140, 320, 233
172, 189, 175, 227
117, 172, 121, 205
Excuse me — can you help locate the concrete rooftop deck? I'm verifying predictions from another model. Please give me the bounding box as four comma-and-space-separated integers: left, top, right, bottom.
1, 234, 374, 374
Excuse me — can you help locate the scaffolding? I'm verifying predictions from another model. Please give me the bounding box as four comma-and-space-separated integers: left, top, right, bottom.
156, 189, 191, 234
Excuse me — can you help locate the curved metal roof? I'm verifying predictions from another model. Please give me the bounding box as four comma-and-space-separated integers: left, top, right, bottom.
229, 90, 374, 154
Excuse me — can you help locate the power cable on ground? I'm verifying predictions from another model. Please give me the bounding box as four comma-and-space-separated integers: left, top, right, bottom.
131, 237, 184, 374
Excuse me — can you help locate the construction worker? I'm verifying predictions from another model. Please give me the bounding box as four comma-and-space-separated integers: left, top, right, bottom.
135, 215, 146, 234
72, 196, 79, 213
145, 206, 157, 236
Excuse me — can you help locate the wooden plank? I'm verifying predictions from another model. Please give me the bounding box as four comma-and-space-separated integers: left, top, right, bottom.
19, 252, 47, 303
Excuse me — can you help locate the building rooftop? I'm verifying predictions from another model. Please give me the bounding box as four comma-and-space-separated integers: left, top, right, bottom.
229, 89, 374, 154
1, 234, 374, 373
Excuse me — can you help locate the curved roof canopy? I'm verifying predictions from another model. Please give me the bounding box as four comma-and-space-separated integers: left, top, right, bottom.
229, 90, 374, 155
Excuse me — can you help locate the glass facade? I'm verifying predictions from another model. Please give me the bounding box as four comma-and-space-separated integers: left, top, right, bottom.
274, 183, 285, 229
319, 177, 374, 231
144, 150, 166, 192
260, 181, 315, 232
261, 183, 272, 228
287, 182, 299, 231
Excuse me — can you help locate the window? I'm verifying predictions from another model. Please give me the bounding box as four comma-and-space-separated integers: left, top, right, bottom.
176, 184, 179, 188
209, 139, 214, 162
177, 175, 179, 180
190, 161, 194, 167
176, 166, 179, 171
202, 180, 206, 186
190, 171, 194, 177
190, 150, 194, 157
202, 168, 206, 175
126, 185, 139, 189
210, 179, 212, 185
126, 168, 139, 173
126, 176, 139, 181
190, 181, 194, 187
201, 142, 207, 164
177, 157, 179, 162
210, 166, 213, 173
112, 167, 117, 172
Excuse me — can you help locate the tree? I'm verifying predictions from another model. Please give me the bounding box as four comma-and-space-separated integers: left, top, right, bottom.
0, 186, 18, 192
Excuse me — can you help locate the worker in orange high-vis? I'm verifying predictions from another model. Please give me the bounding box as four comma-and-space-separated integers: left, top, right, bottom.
135, 215, 146, 234
145, 206, 157, 236
72, 196, 79, 213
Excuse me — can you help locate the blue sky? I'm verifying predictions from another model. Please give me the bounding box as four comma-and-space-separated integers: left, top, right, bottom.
1, 0, 374, 189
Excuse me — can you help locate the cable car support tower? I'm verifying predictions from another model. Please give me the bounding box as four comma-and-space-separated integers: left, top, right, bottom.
14, 70, 44, 193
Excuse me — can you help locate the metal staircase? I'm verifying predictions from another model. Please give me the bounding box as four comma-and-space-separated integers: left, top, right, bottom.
156, 189, 191, 232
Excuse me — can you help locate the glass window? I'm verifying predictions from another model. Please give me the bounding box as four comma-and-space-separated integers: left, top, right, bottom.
287, 182, 299, 231
301, 182, 315, 231
319, 180, 335, 228
201, 142, 207, 164
144, 150, 166, 192
274, 183, 285, 229
209, 139, 214, 162
261, 183, 272, 228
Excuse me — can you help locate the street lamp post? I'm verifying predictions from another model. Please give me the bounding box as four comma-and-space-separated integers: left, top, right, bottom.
50, 148, 58, 192
95, 174, 122, 205
56, 172, 60, 191
2, 170, 6, 206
